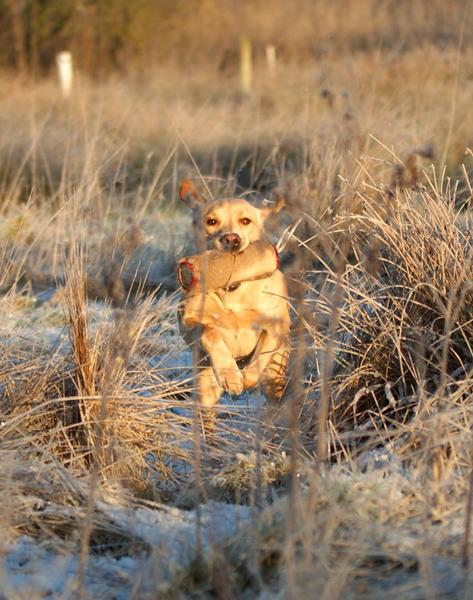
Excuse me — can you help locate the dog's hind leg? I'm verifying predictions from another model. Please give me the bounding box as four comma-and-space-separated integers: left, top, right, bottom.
242, 330, 289, 394
261, 341, 290, 402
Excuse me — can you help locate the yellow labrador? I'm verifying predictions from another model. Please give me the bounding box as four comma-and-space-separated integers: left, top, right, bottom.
179, 179, 291, 408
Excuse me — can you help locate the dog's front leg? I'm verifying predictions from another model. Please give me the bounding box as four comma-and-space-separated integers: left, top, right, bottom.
181, 293, 239, 330
242, 330, 289, 397
200, 325, 244, 396
197, 365, 223, 407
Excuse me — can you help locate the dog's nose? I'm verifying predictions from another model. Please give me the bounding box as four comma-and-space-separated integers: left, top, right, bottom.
220, 233, 241, 251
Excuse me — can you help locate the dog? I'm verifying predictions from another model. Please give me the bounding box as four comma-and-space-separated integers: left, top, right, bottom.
178, 179, 291, 409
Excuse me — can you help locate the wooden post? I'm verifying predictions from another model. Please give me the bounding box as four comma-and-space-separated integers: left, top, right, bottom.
56, 51, 74, 98
239, 36, 252, 95
265, 44, 276, 77
8, 0, 27, 76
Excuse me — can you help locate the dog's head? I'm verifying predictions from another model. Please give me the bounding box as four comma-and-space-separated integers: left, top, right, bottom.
179, 179, 284, 252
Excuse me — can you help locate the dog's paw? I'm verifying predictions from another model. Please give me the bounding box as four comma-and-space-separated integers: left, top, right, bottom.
242, 365, 261, 389
214, 365, 244, 395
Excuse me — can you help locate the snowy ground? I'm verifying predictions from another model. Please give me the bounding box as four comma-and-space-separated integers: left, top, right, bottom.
1, 267, 472, 598
1, 502, 252, 599
2, 458, 471, 599
0, 288, 274, 598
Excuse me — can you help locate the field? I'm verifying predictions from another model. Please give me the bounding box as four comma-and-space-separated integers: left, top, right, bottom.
2, 2, 473, 597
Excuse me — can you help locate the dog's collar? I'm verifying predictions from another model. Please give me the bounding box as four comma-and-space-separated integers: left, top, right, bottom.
223, 267, 276, 292
223, 247, 279, 292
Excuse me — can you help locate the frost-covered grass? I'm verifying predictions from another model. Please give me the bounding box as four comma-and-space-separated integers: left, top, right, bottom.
3, 181, 473, 598
3, 24, 473, 597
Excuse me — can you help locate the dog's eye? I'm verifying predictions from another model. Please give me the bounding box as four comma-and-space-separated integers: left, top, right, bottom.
206, 218, 217, 226
240, 218, 251, 225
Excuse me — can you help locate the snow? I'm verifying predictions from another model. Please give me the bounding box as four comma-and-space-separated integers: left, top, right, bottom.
0, 286, 261, 599
0, 502, 252, 599
2, 536, 137, 599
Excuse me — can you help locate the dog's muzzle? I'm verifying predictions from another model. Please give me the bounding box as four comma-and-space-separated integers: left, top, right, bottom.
220, 232, 241, 251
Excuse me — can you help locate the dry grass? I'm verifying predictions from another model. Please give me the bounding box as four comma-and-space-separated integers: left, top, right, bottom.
306, 181, 473, 431
2, 15, 473, 597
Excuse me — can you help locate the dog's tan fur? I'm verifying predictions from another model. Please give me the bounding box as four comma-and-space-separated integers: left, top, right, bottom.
179, 180, 291, 407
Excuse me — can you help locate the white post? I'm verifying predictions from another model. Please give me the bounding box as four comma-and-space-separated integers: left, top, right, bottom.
239, 36, 252, 95
56, 51, 74, 99
265, 44, 276, 76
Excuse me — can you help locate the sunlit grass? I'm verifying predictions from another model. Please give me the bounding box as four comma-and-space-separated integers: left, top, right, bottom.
2, 25, 473, 596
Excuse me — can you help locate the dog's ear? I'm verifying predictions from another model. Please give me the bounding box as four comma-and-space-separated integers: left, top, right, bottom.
179, 179, 207, 207
259, 195, 285, 221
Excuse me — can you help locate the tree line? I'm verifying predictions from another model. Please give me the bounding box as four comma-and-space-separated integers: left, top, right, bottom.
0, 0, 468, 77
